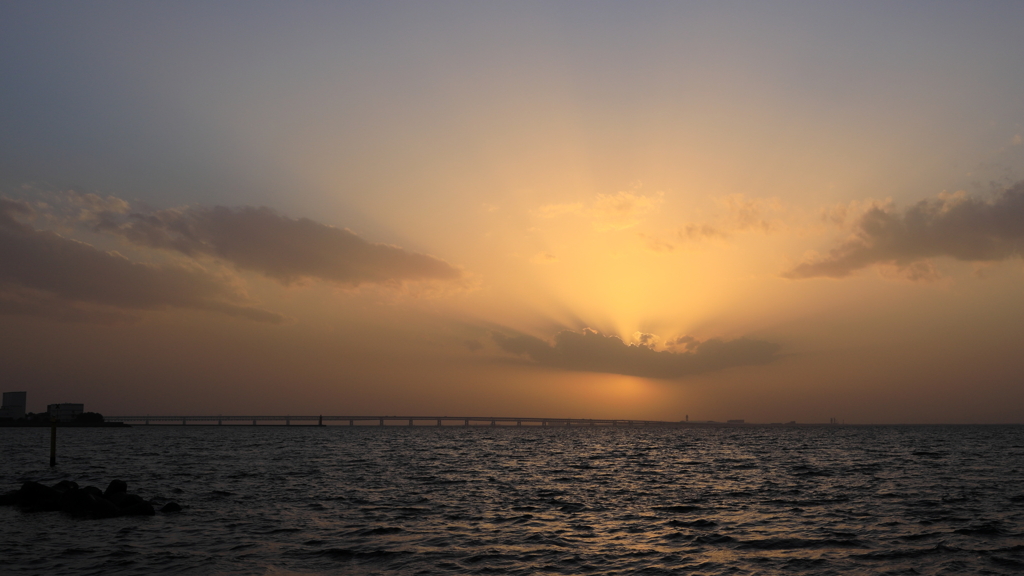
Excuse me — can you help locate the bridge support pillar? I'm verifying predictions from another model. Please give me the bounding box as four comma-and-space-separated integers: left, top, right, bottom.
517, 420, 521, 426
252, 420, 256, 425
464, 419, 469, 426
286, 419, 290, 425
409, 419, 413, 427
349, 419, 353, 426
491, 419, 496, 427
380, 418, 384, 426
437, 419, 441, 426
182, 418, 186, 426
218, 419, 222, 425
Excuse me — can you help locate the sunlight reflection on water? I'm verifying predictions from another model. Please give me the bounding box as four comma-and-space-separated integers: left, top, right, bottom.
2, 424, 1023, 574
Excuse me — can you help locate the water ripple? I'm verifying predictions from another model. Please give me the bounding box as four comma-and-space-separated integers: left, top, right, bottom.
2, 424, 1023, 574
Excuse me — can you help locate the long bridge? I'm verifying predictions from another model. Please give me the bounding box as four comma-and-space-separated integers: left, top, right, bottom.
104, 415, 694, 427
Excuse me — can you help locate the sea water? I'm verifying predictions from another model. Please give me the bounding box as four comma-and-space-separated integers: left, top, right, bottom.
1, 424, 1022, 575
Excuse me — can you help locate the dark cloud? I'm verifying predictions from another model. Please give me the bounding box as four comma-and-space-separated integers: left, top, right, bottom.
666, 335, 697, 349
96, 204, 463, 285
0, 199, 283, 323
0, 284, 138, 324
785, 183, 1024, 279
492, 327, 780, 379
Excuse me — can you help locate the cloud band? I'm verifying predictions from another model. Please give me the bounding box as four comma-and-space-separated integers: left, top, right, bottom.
492, 327, 780, 378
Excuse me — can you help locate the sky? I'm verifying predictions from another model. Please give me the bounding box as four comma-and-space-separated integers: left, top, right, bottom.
3, 2, 1024, 423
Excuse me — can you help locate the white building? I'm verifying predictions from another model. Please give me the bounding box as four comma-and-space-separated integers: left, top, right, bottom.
0, 391, 27, 420
47, 403, 84, 422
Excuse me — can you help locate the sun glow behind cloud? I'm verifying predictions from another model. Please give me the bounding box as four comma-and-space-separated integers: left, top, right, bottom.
462, 188, 784, 345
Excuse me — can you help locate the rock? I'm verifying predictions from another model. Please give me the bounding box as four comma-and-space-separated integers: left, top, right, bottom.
1, 479, 169, 519
106, 491, 128, 506
53, 480, 79, 493
58, 488, 120, 518
81, 491, 121, 519
19, 481, 58, 504
160, 502, 182, 513
82, 486, 103, 499
17, 481, 61, 511
104, 479, 128, 498
55, 488, 89, 513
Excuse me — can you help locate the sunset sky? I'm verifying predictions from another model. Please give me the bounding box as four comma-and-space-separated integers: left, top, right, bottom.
3, 2, 1024, 423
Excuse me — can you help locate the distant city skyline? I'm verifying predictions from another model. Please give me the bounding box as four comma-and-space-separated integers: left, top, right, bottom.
3, 2, 1024, 423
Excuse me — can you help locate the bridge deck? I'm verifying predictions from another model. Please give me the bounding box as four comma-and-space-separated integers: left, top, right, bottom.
105, 415, 691, 426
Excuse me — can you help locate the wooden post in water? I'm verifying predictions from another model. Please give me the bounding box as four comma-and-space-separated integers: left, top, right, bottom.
319, 415, 323, 426
49, 417, 57, 467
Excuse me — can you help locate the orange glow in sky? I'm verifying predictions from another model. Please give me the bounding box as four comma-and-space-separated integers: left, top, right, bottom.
3, 3, 1024, 423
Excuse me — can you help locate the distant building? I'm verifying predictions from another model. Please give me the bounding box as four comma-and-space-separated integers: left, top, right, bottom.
48, 403, 84, 422
1, 391, 27, 420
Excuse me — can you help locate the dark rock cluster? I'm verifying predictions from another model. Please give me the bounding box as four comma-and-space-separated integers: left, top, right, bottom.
0, 480, 182, 518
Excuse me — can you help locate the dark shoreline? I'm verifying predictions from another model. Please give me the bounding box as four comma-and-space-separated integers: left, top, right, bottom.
0, 421, 130, 428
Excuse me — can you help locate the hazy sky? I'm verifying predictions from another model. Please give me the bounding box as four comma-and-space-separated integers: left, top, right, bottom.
3, 2, 1024, 423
